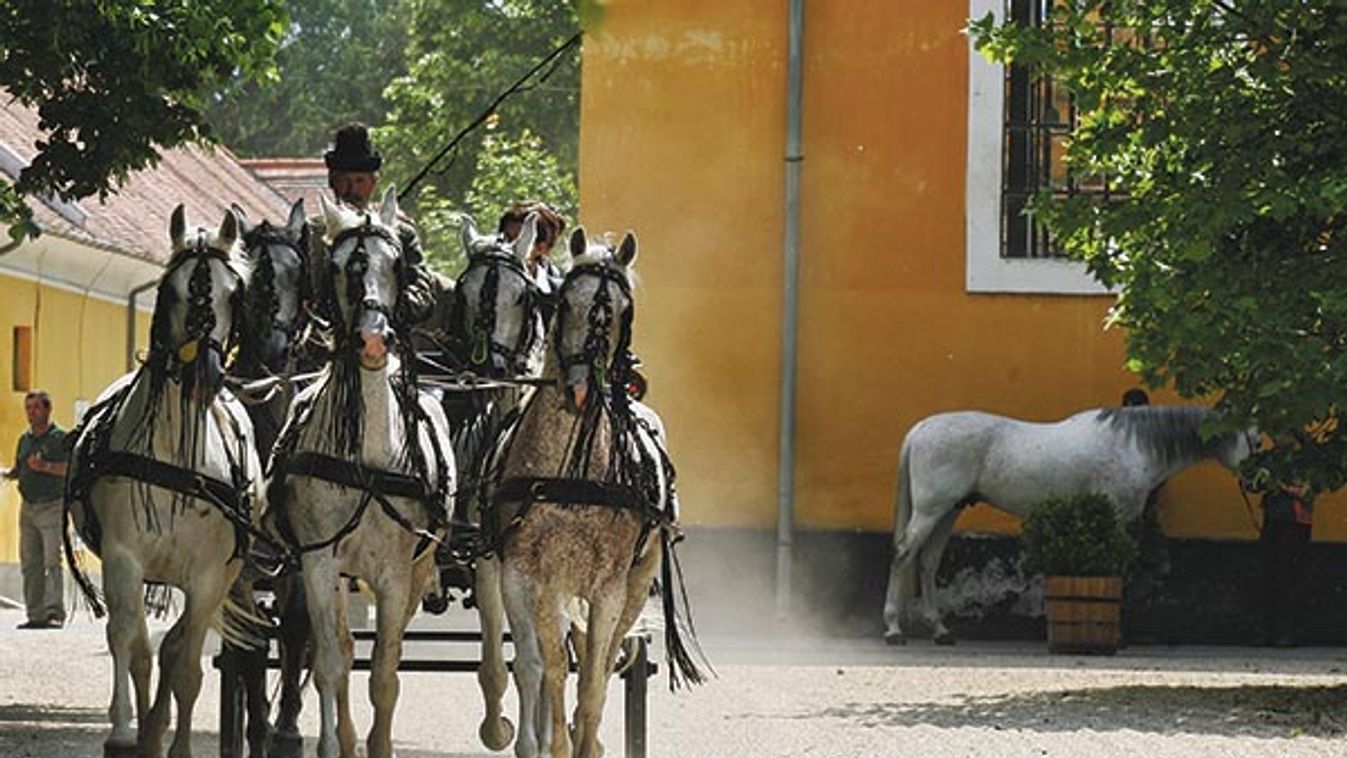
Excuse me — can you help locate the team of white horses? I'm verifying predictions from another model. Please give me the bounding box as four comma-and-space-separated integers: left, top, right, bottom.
57, 189, 1261, 758
64, 188, 700, 758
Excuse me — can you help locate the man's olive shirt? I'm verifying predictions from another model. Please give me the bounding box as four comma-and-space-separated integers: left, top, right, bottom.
14, 424, 66, 502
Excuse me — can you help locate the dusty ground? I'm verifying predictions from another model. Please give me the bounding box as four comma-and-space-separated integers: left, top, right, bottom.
2, 606, 1347, 757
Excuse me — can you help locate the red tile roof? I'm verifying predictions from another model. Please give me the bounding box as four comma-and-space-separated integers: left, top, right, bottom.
237, 158, 329, 217
0, 100, 292, 263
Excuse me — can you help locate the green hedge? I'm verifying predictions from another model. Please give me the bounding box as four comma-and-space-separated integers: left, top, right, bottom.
1021, 494, 1137, 577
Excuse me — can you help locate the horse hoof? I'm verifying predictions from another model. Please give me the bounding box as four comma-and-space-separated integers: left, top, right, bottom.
103, 740, 139, 758
883, 631, 907, 646
933, 631, 957, 646
266, 729, 304, 758
480, 716, 516, 751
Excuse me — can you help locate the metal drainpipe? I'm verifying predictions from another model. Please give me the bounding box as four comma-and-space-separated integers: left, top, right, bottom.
776, 0, 805, 617
126, 279, 157, 371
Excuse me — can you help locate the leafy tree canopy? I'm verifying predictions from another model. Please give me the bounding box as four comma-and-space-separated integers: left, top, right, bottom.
379, 0, 586, 272
0, 0, 287, 242
204, 0, 412, 157
972, 2, 1347, 491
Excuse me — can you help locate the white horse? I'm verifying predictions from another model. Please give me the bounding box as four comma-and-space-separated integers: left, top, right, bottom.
65, 206, 263, 758
484, 229, 704, 758
266, 188, 454, 758
882, 405, 1259, 645
449, 212, 545, 752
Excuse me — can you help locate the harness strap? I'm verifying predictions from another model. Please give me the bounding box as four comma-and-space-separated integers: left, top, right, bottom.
89, 451, 252, 559
283, 451, 440, 559
483, 475, 668, 562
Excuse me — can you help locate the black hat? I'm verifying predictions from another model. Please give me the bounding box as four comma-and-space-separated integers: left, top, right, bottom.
324, 122, 382, 172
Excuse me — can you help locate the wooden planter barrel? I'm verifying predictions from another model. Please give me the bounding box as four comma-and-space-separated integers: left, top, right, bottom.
1044, 575, 1122, 655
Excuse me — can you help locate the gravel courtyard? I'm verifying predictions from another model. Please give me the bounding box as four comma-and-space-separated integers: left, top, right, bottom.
3, 606, 1347, 757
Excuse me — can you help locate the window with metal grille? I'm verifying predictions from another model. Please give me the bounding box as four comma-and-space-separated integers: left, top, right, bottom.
1001, 0, 1121, 258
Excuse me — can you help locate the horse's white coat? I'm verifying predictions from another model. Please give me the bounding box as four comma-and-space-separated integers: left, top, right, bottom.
68, 208, 262, 758
882, 406, 1258, 644
276, 188, 455, 758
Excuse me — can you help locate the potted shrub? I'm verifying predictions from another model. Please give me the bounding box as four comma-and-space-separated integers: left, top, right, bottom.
1021, 493, 1137, 654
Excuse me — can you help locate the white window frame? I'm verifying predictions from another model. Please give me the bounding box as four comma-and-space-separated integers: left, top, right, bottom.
964, 0, 1113, 295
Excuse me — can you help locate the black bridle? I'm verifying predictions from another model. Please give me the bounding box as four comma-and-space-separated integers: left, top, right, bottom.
555, 261, 635, 395
149, 237, 247, 378
322, 221, 405, 347
452, 246, 541, 376
239, 222, 312, 373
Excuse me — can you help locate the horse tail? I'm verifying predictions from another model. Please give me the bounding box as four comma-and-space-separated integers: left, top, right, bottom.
62, 499, 105, 618
660, 529, 713, 689
888, 433, 918, 629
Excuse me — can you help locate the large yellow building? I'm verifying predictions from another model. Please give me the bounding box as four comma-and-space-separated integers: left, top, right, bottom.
576, 1, 1344, 638
0, 102, 289, 598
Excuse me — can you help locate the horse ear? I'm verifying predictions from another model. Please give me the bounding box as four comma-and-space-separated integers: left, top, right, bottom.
512, 213, 538, 261
170, 204, 187, 249
379, 185, 399, 227
286, 198, 306, 233
616, 231, 638, 267
218, 208, 240, 249
569, 227, 587, 259
231, 203, 253, 237
319, 193, 340, 235
459, 213, 478, 254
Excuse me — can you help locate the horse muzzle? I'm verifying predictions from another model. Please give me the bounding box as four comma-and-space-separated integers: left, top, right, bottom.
180, 341, 225, 403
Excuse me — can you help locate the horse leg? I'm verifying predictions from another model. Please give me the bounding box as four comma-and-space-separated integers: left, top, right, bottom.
883, 506, 950, 645
230, 581, 272, 757
502, 567, 543, 758
366, 574, 411, 758
535, 589, 572, 758
605, 545, 661, 675
918, 510, 960, 646
301, 554, 346, 758
102, 550, 150, 757
334, 587, 358, 757
142, 595, 186, 758
476, 556, 516, 750
573, 589, 624, 758
167, 572, 233, 758
269, 575, 309, 758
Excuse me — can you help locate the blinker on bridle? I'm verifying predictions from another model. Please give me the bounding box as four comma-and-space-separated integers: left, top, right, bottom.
453, 246, 540, 373
555, 261, 633, 394
153, 236, 245, 372
327, 220, 403, 347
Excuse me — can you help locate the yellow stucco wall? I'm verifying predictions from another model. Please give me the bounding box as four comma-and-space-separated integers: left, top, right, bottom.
0, 275, 150, 563
578, 0, 1347, 542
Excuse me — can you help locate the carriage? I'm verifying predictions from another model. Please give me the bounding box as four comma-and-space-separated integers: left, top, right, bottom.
65, 196, 703, 758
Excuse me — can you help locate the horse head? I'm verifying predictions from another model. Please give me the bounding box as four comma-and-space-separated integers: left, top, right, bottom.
318, 187, 404, 371
554, 227, 637, 411
234, 199, 310, 377
1220, 425, 1263, 472
150, 205, 249, 403
452, 212, 542, 377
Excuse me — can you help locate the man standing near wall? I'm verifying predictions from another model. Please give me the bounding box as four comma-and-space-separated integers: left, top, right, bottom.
2, 390, 69, 629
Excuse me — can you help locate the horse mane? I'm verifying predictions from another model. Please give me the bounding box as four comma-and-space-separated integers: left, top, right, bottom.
1095, 405, 1222, 466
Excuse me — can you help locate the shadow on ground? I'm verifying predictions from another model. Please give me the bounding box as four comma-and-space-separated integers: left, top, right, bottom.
792, 683, 1347, 737
797, 684, 1347, 738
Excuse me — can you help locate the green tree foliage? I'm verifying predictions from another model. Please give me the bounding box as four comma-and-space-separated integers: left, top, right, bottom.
0, 0, 286, 242
971, 2, 1347, 490
204, 0, 412, 157
379, 0, 584, 272
418, 129, 578, 273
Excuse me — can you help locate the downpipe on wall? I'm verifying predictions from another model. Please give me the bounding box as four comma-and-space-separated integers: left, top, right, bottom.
777, 0, 805, 618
